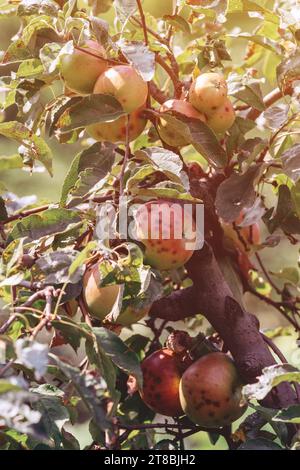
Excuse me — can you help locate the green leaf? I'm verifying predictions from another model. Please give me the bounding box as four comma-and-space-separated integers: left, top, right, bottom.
273, 405, 300, 424
18, 0, 59, 17
58, 94, 125, 133
60, 142, 115, 207
52, 318, 90, 352
263, 185, 300, 235
164, 14, 191, 34
0, 381, 21, 395
34, 395, 69, 448
93, 327, 143, 388
7, 208, 81, 243
0, 121, 52, 176
0, 155, 23, 171
243, 364, 300, 401
49, 354, 112, 433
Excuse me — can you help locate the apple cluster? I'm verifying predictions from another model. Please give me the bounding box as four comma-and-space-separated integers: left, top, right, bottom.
141, 348, 247, 428
159, 72, 235, 147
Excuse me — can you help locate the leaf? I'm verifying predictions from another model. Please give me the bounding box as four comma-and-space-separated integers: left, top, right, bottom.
263, 106, 289, 131
51, 318, 90, 352
68, 241, 98, 277
49, 354, 112, 433
114, 0, 137, 23
160, 114, 227, 168
36, 250, 85, 284
271, 267, 299, 285
135, 147, 188, 188
243, 364, 300, 401
281, 144, 300, 182
15, 340, 49, 380
58, 94, 125, 133
7, 208, 81, 243
229, 74, 265, 111
18, 0, 59, 17
0, 155, 23, 171
263, 185, 300, 235
0, 121, 52, 176
164, 14, 191, 34
48, 96, 81, 137
277, 52, 300, 93
215, 164, 264, 222
93, 327, 143, 388
34, 395, 69, 448
273, 405, 300, 424
238, 438, 283, 450
60, 142, 115, 207
0, 197, 8, 223
0, 381, 22, 395
118, 41, 155, 82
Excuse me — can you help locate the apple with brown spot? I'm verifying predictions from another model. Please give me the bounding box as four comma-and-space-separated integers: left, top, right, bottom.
189, 72, 228, 115
135, 200, 196, 271
141, 348, 184, 417
93, 65, 148, 113
179, 352, 247, 428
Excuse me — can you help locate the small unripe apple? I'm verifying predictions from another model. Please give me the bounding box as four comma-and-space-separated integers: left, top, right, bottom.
83, 263, 149, 326
93, 65, 148, 113
142, 0, 175, 18
141, 348, 183, 417
189, 72, 228, 115
158, 99, 206, 147
60, 40, 107, 95
179, 352, 247, 428
87, 106, 147, 143
135, 200, 196, 271
206, 98, 235, 134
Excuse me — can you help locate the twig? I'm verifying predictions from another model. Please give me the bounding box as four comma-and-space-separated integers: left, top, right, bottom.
246, 87, 284, 120
78, 295, 92, 327
0, 360, 14, 378
2, 205, 49, 225
155, 53, 183, 98
261, 333, 289, 363
255, 253, 281, 294
136, 0, 148, 46
119, 115, 130, 197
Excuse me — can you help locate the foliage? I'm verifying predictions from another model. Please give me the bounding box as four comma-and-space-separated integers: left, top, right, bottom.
0, 0, 299, 451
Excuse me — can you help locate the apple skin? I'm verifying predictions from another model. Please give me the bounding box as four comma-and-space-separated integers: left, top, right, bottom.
93, 65, 148, 113
142, 0, 175, 18
83, 264, 149, 326
87, 106, 147, 143
135, 200, 196, 271
179, 352, 247, 428
206, 98, 236, 134
60, 40, 107, 95
189, 72, 228, 115
158, 99, 206, 147
222, 212, 260, 253
141, 348, 184, 417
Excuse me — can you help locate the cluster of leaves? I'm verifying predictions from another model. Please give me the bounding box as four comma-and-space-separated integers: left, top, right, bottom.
0, 0, 299, 450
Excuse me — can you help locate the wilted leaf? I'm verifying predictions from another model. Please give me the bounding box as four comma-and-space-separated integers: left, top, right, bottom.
36, 250, 85, 284
243, 364, 300, 401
